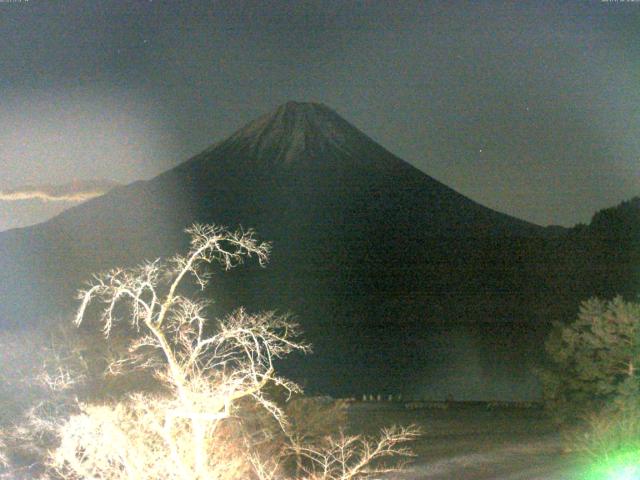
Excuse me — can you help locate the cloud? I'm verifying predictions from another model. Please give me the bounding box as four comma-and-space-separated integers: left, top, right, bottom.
0, 180, 119, 203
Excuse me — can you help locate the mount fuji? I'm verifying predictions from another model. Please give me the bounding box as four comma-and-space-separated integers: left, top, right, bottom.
0, 102, 588, 396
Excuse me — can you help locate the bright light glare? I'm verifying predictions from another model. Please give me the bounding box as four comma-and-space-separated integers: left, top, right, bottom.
584, 449, 640, 480
610, 465, 640, 480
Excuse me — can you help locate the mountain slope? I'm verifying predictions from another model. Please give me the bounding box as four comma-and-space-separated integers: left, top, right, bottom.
0, 102, 576, 396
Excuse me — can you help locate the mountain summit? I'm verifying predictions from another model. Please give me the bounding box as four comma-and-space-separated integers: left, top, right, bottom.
217, 101, 398, 168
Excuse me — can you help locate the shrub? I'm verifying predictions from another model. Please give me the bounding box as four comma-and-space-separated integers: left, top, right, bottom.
565, 400, 640, 459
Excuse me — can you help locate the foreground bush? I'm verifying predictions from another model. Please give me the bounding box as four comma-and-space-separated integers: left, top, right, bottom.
565, 401, 640, 458
563, 400, 640, 480
2, 224, 418, 479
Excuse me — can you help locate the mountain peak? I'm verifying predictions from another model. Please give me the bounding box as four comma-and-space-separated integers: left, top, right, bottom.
233, 101, 345, 137
263, 101, 344, 134
219, 101, 388, 168
276, 100, 328, 114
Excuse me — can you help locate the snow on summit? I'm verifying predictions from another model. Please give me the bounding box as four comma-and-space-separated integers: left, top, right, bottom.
220, 102, 397, 169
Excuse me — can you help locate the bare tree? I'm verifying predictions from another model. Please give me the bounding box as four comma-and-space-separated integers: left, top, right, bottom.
44, 224, 418, 480
295, 426, 419, 480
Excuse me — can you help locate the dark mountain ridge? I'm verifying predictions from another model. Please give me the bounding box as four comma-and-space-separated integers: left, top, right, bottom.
0, 102, 634, 397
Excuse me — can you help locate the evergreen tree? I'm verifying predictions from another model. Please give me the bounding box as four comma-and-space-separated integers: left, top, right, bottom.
539, 296, 640, 424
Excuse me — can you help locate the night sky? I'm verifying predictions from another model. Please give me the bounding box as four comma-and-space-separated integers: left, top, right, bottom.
1, 0, 639, 231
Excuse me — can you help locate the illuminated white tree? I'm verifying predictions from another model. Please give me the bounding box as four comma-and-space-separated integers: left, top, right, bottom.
47, 224, 418, 480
